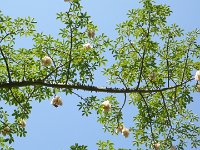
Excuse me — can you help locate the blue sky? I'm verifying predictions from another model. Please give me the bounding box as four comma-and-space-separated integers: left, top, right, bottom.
1, 0, 200, 150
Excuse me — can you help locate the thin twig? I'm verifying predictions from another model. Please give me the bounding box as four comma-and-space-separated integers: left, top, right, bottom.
181, 45, 191, 83
9, 88, 29, 115
140, 93, 155, 144
166, 35, 171, 88
136, 11, 151, 89
0, 47, 12, 82
66, 4, 73, 85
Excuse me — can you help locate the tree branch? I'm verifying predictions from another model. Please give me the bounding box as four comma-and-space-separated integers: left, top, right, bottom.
0, 78, 193, 94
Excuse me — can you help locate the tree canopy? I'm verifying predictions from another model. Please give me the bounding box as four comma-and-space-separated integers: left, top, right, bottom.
0, 0, 200, 149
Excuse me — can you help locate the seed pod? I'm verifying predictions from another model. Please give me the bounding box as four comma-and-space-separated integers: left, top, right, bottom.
116, 124, 124, 134
154, 143, 160, 150
19, 119, 26, 128
195, 70, 200, 81
101, 100, 111, 112
122, 127, 129, 138
83, 43, 92, 50
51, 96, 63, 107
170, 146, 176, 150
88, 29, 95, 38
41, 56, 52, 67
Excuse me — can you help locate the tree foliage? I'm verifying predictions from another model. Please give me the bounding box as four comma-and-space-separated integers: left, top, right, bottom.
0, 0, 200, 149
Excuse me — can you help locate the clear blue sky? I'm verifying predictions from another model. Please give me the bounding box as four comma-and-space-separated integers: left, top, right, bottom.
1, 0, 200, 149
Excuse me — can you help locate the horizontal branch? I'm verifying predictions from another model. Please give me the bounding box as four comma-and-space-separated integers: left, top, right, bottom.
0, 78, 193, 94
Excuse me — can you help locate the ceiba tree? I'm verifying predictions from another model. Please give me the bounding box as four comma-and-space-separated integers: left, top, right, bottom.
0, 0, 200, 149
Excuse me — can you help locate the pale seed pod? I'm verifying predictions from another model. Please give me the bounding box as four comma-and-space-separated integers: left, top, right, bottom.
115, 124, 124, 134
41, 56, 52, 67
170, 145, 176, 150
122, 127, 129, 138
51, 96, 63, 107
196, 84, 200, 92
195, 70, 200, 81
1, 127, 10, 136
88, 29, 95, 38
83, 43, 92, 50
154, 143, 160, 150
101, 100, 111, 113
19, 119, 26, 128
